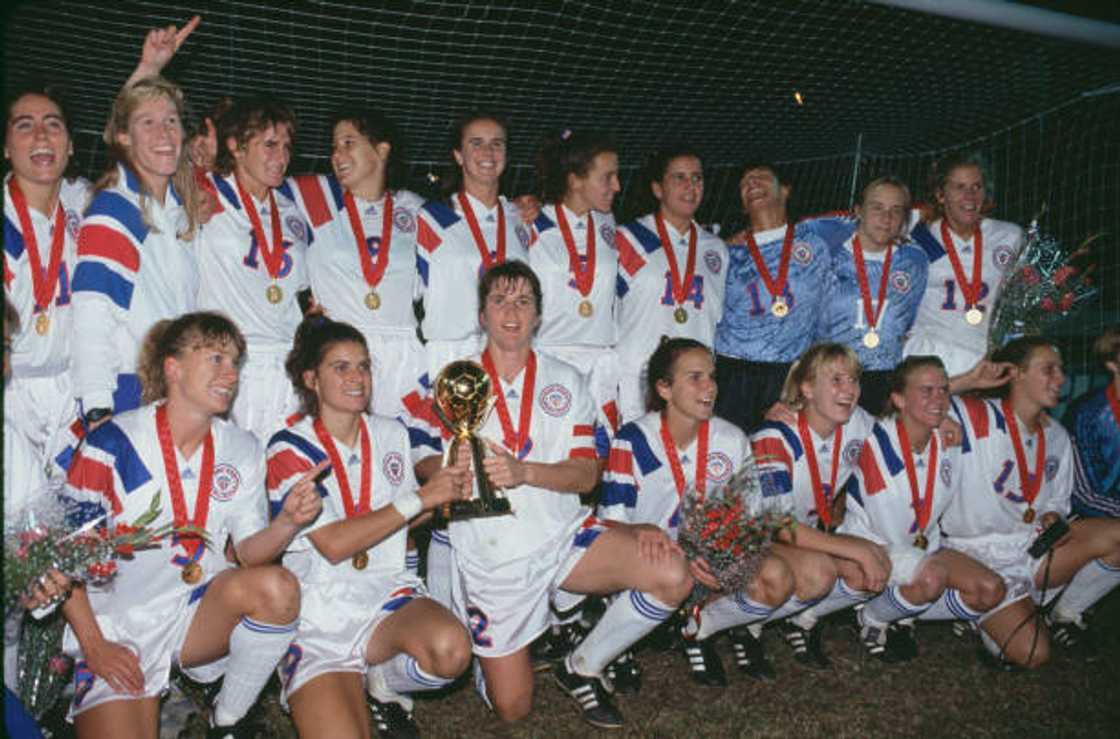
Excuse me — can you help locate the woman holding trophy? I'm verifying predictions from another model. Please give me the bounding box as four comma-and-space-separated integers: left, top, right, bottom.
428, 261, 692, 729
266, 316, 472, 737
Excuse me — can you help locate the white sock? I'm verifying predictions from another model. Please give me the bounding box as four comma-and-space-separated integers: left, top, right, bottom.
426, 531, 453, 608
917, 588, 982, 622
405, 548, 420, 576
569, 590, 674, 676
472, 657, 493, 710
213, 617, 296, 726
863, 586, 929, 626
376, 652, 452, 695
1053, 558, 1120, 623
695, 591, 776, 640
763, 595, 821, 624
794, 579, 873, 629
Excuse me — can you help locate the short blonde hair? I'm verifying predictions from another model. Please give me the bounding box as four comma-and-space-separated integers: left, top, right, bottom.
138, 312, 246, 404
780, 343, 862, 410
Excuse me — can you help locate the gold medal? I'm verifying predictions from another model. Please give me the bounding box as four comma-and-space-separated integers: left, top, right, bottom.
35, 313, 50, 335
266, 283, 283, 304
352, 551, 369, 570
771, 298, 789, 318
914, 533, 929, 550
181, 561, 203, 584
673, 306, 688, 324
1023, 506, 1036, 524
862, 330, 880, 349
578, 299, 593, 318
365, 290, 381, 310
965, 307, 983, 325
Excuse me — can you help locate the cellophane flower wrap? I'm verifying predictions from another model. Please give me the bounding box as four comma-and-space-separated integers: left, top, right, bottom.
677, 459, 795, 610
4, 479, 205, 717
987, 213, 1102, 351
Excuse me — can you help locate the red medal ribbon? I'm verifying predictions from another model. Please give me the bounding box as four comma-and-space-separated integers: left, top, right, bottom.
797, 413, 842, 528
343, 190, 394, 291
939, 219, 984, 310
481, 349, 536, 459
458, 192, 506, 271
745, 224, 795, 308
659, 414, 709, 500
1107, 383, 1120, 429
1001, 398, 1046, 511
8, 178, 66, 314
312, 417, 372, 517
155, 403, 213, 565
234, 176, 285, 280
852, 235, 893, 333
654, 212, 698, 307
895, 418, 938, 535
555, 205, 596, 298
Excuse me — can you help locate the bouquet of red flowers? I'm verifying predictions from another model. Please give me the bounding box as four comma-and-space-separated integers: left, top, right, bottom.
987, 212, 1102, 350
677, 462, 795, 609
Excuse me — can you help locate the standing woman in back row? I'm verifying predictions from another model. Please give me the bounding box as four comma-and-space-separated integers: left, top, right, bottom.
291, 107, 427, 419
903, 152, 1023, 377
416, 112, 530, 383
615, 146, 727, 423
529, 128, 622, 435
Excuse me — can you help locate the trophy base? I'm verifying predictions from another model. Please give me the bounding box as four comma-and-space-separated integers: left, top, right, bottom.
445, 497, 513, 521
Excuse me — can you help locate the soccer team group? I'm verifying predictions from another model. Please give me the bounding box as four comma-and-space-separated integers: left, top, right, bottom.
4, 16, 1119, 739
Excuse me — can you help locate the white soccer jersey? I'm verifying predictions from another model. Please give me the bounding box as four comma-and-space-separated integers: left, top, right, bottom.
197, 173, 311, 349
445, 351, 598, 568
904, 217, 1023, 375
750, 408, 876, 528
842, 420, 959, 552
4, 174, 89, 376
615, 214, 727, 367
266, 413, 417, 583
71, 165, 200, 412
62, 404, 267, 625
416, 193, 530, 343
291, 175, 423, 337
529, 203, 618, 349
942, 395, 1073, 546
599, 412, 750, 538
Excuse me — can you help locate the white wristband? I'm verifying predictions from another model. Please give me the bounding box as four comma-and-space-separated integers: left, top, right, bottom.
391, 492, 424, 521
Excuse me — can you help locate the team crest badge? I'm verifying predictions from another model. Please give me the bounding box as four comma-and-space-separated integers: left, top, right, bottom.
394, 209, 416, 233
704, 250, 723, 274
285, 215, 308, 244
211, 463, 241, 501
792, 242, 813, 266
383, 452, 405, 485
843, 439, 862, 467
993, 243, 1016, 271
600, 223, 616, 246
65, 209, 81, 241
538, 383, 572, 416
515, 224, 531, 249
889, 270, 912, 295
1044, 456, 1060, 481
706, 451, 733, 484
940, 458, 952, 486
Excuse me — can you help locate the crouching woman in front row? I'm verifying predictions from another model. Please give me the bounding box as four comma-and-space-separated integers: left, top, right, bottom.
266, 316, 472, 737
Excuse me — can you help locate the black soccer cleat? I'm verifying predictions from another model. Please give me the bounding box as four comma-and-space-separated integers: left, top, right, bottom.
1050, 618, 1098, 659
605, 650, 642, 695
553, 657, 624, 730
887, 621, 918, 662
367, 695, 420, 739
780, 620, 832, 670
682, 636, 728, 687
859, 621, 907, 664
729, 626, 776, 681
531, 622, 587, 672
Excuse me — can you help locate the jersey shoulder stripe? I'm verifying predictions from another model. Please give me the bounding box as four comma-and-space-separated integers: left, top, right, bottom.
3, 216, 24, 259
858, 439, 886, 496
533, 211, 557, 234
78, 223, 140, 271
909, 222, 945, 262
420, 199, 459, 230
86, 419, 153, 494
211, 175, 242, 211
267, 428, 329, 466
274, 179, 296, 204
756, 421, 804, 459
290, 174, 332, 227
624, 220, 663, 255
70, 260, 133, 308
870, 423, 903, 476
83, 191, 150, 246
615, 421, 662, 476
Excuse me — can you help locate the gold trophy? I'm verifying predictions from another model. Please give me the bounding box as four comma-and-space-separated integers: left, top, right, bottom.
432, 360, 514, 520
